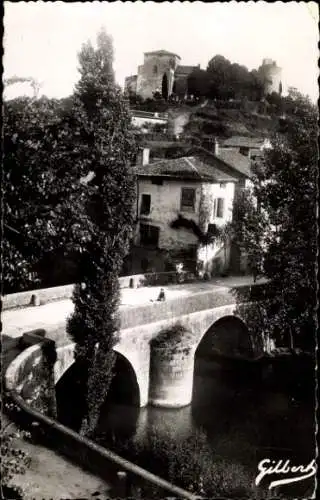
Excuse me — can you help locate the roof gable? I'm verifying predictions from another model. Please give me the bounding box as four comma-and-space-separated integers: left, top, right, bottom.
222, 136, 264, 148
187, 146, 252, 179
176, 65, 199, 76
136, 156, 238, 183
144, 50, 181, 59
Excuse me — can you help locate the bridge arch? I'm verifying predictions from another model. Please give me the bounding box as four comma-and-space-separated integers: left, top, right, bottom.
196, 315, 253, 359
111, 346, 141, 407
55, 344, 142, 428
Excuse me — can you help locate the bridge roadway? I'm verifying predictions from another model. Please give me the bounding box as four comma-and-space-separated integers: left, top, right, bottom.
2, 276, 256, 342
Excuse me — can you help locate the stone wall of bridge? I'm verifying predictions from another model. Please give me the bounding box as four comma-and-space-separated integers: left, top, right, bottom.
7, 301, 266, 410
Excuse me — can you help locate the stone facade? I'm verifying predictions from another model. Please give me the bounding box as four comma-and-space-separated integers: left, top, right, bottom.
258, 58, 282, 95
126, 50, 199, 100
135, 178, 235, 248
9, 301, 261, 409
134, 176, 235, 275
136, 178, 201, 250
124, 75, 138, 95
136, 50, 180, 100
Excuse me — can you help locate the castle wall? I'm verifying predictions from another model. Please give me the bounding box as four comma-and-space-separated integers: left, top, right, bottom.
258, 60, 282, 95
124, 75, 138, 95
136, 53, 181, 100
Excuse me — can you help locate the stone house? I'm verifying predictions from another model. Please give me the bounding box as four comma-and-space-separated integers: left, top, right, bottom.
221, 136, 271, 162
130, 109, 168, 133
131, 152, 242, 276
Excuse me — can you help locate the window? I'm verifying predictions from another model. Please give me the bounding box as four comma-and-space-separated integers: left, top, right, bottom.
208, 223, 218, 236
140, 194, 151, 215
220, 183, 226, 189
151, 177, 163, 185
140, 224, 159, 247
181, 188, 196, 212
216, 198, 225, 218
213, 198, 225, 218
239, 146, 250, 156
153, 65, 158, 75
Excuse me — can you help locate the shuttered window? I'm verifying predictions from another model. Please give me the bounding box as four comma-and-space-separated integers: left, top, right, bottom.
140, 194, 151, 215
140, 224, 159, 247
181, 188, 195, 211
213, 197, 225, 218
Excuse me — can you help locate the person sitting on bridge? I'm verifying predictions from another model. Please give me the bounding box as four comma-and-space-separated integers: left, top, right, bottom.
157, 288, 166, 302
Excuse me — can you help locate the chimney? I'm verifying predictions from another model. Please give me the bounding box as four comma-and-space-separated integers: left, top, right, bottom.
214, 138, 219, 156
142, 147, 150, 166
137, 147, 150, 166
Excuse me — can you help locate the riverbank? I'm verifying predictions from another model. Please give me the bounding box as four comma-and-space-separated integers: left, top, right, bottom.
2, 413, 111, 500
1, 336, 112, 500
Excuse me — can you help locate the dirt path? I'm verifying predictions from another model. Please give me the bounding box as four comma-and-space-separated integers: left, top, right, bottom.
2, 344, 112, 500
8, 422, 112, 500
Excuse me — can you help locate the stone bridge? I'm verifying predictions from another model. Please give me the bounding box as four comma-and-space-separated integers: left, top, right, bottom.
8, 283, 267, 410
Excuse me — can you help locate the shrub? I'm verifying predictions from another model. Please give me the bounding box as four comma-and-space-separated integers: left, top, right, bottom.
151, 322, 194, 352
1, 403, 30, 499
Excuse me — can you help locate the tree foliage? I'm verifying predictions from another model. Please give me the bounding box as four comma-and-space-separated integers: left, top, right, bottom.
1, 404, 30, 500
3, 95, 88, 293
231, 187, 267, 280
193, 54, 265, 101
187, 68, 210, 98
248, 91, 317, 350
66, 29, 137, 437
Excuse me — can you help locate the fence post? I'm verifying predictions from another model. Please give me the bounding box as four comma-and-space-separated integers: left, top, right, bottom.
115, 470, 128, 497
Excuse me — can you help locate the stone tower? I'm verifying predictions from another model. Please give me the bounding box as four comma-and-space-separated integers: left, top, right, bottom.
258, 58, 283, 95
136, 50, 181, 100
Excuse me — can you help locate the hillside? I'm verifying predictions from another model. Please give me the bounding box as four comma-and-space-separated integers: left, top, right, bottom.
171, 100, 280, 141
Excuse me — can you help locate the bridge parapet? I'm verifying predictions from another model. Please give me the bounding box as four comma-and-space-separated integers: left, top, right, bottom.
6, 300, 266, 411
119, 283, 264, 330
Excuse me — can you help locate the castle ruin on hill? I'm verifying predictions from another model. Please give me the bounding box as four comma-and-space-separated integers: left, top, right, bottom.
125, 50, 282, 100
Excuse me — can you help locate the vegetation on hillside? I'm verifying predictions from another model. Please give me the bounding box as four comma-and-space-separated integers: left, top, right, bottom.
188, 54, 265, 101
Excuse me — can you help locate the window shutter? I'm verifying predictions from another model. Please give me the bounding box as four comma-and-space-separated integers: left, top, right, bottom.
140, 194, 151, 215
217, 198, 225, 218
181, 188, 195, 211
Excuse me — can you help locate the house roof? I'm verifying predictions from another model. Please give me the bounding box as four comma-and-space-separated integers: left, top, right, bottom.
183, 146, 252, 179
136, 156, 238, 183
217, 149, 252, 178
222, 136, 264, 148
144, 50, 181, 59
125, 75, 137, 81
176, 65, 199, 76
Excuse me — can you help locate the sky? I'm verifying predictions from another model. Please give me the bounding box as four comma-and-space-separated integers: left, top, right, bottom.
3, 1, 319, 102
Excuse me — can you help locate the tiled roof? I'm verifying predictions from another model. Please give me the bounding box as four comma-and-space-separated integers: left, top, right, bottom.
176, 65, 199, 75
144, 50, 181, 59
222, 136, 264, 148
185, 146, 252, 179
218, 149, 252, 178
136, 156, 238, 183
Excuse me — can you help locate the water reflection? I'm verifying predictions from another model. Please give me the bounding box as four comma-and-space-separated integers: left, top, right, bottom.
56, 353, 315, 498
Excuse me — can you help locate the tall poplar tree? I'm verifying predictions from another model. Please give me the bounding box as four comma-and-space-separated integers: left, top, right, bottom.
66, 29, 137, 436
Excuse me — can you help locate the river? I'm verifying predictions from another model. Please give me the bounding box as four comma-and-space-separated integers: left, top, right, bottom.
56, 353, 316, 498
